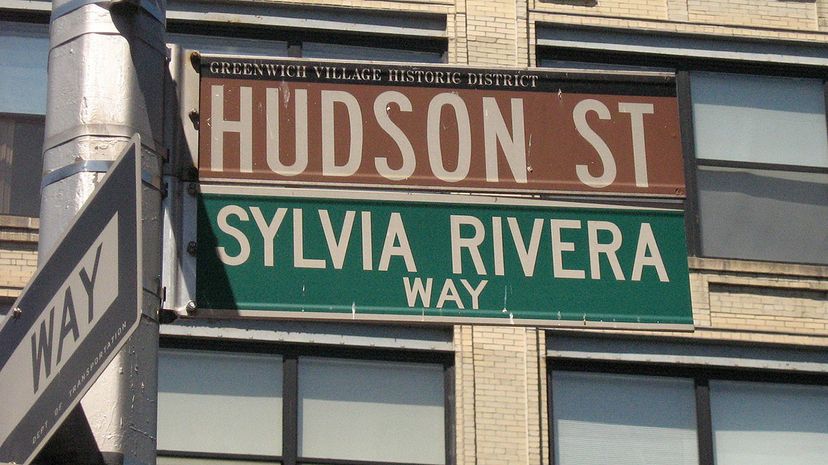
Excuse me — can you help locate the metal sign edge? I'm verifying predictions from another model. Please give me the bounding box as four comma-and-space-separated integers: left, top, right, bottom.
0, 136, 142, 465
197, 184, 684, 213
187, 308, 695, 332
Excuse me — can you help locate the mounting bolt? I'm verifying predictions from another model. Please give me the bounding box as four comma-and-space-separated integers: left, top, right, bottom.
187, 241, 197, 256
190, 51, 201, 71
185, 300, 197, 314
188, 110, 200, 130
187, 182, 198, 196
12, 307, 22, 318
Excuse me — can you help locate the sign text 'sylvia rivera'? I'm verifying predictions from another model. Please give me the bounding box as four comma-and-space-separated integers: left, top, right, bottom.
196, 187, 692, 328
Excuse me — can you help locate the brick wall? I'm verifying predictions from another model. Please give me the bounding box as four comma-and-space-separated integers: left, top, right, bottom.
688, 259, 828, 345
2, 0, 827, 463
455, 326, 547, 465
534, 0, 668, 21
686, 0, 817, 30
443, 0, 828, 462
0, 216, 39, 305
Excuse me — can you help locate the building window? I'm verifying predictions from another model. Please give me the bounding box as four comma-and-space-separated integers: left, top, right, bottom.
157, 349, 284, 460
536, 25, 828, 266
158, 341, 452, 465
0, 21, 48, 218
551, 371, 698, 465
690, 72, 828, 168
300, 42, 444, 63
166, 4, 447, 63
298, 357, 446, 464
168, 27, 445, 63
689, 72, 828, 265
167, 32, 290, 58
0, 297, 14, 316
548, 361, 828, 465
709, 380, 828, 465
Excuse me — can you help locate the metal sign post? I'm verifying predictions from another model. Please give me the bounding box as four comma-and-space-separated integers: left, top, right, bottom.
0, 139, 142, 465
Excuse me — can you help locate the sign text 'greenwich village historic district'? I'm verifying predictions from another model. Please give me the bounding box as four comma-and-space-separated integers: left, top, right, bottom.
195, 56, 692, 327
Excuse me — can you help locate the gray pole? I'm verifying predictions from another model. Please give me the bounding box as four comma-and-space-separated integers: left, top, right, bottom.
41, 0, 166, 463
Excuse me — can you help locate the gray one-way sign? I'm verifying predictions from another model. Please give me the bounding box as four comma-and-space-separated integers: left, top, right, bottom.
0, 137, 142, 465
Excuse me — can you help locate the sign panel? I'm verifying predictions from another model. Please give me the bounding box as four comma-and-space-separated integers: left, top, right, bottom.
0, 140, 142, 465
196, 187, 692, 328
199, 57, 686, 197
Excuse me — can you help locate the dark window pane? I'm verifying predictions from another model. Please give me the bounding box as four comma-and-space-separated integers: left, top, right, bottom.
303, 42, 443, 63
697, 165, 828, 265
298, 357, 445, 464
551, 371, 698, 465
167, 33, 289, 57
157, 349, 283, 456
0, 114, 44, 217
710, 380, 828, 465
0, 21, 49, 115
0, 297, 13, 316
691, 72, 828, 169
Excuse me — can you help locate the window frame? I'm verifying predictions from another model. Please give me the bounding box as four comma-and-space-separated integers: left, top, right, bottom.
167, 21, 448, 62
0, 111, 47, 217
158, 337, 456, 465
536, 24, 828, 265
547, 357, 828, 465
166, 3, 448, 64
676, 69, 828, 262
0, 12, 50, 219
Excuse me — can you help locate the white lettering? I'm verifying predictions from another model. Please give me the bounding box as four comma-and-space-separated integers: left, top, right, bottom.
436, 279, 464, 309
250, 206, 287, 267
551, 219, 585, 279
632, 223, 669, 282
211, 85, 253, 172
450, 215, 487, 275
374, 91, 416, 181
403, 277, 432, 307
217, 205, 251, 266
321, 90, 363, 177
509, 217, 544, 277
460, 279, 488, 310
293, 209, 326, 269
618, 102, 654, 188
427, 93, 472, 182
378, 212, 417, 272
483, 97, 527, 183
266, 88, 309, 176
319, 210, 356, 270
587, 220, 625, 280
361, 211, 373, 271
574, 99, 616, 188
492, 217, 505, 276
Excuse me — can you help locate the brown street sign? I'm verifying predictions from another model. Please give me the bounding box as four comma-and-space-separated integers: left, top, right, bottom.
198, 57, 686, 197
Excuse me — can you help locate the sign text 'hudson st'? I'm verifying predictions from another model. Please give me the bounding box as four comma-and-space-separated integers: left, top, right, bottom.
199, 57, 685, 197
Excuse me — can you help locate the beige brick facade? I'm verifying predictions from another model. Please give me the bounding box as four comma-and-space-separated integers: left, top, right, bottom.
2, 0, 826, 463
447, 0, 828, 463
0, 216, 38, 303
455, 326, 548, 465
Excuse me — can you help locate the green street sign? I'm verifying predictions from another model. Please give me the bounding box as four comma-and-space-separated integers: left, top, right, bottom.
196, 186, 692, 328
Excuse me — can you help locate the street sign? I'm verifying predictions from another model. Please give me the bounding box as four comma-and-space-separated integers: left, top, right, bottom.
195, 186, 692, 329
198, 56, 686, 197
0, 138, 142, 465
